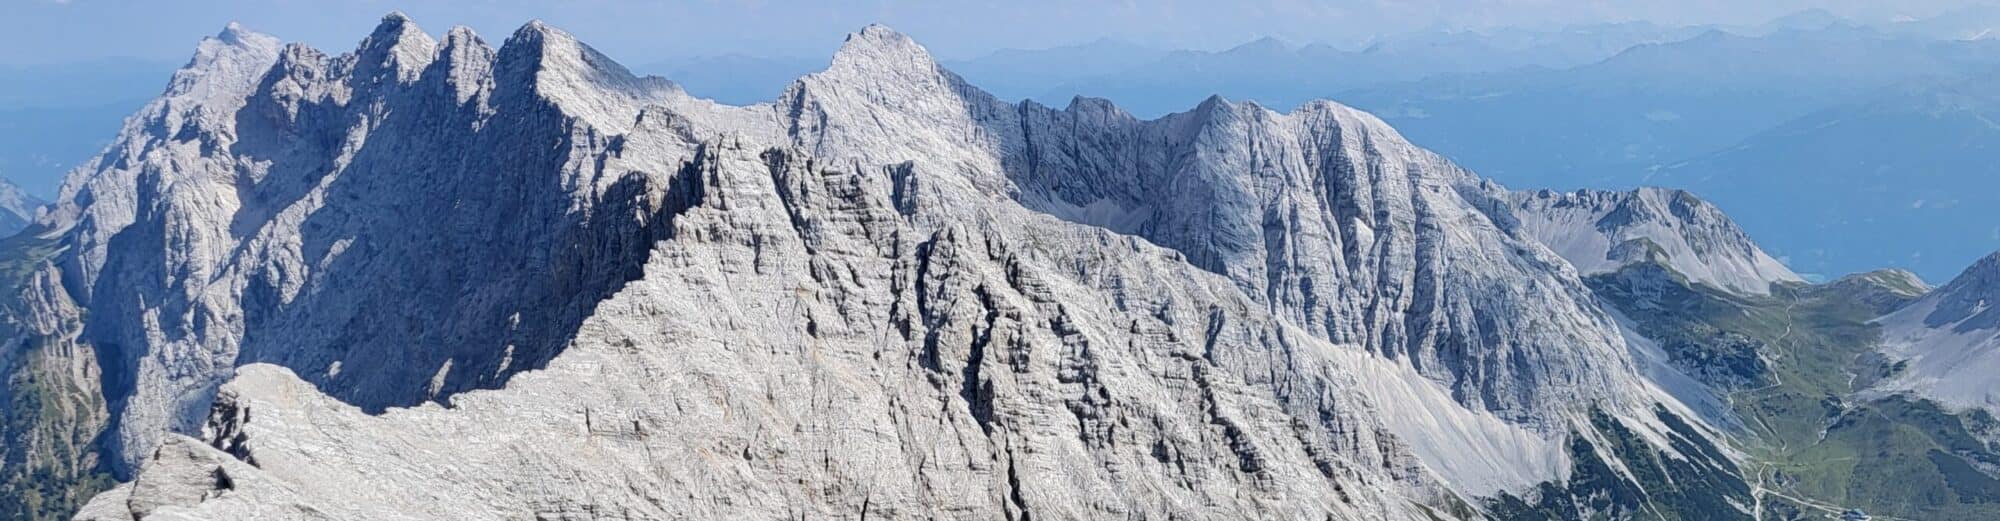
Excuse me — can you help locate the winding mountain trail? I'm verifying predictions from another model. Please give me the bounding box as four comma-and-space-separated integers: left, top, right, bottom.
1732, 293, 1805, 519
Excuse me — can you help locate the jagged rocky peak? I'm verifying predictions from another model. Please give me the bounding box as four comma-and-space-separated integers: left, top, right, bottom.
831, 24, 934, 73
39, 12, 701, 476
73, 129, 1542, 520
354, 11, 438, 82
167, 22, 283, 101
1000, 84, 1660, 426
35, 19, 281, 283
1507, 186, 1802, 295
1291, 97, 1438, 156
777, 23, 1019, 186
215, 21, 254, 43
46, 14, 1754, 520
1054, 94, 1141, 127
1910, 251, 2000, 330
497, 19, 689, 133
1873, 251, 2000, 413
434, 25, 497, 104
797, 24, 958, 97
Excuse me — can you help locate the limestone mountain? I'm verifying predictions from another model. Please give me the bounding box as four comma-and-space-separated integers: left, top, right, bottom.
0, 177, 39, 236
1508, 187, 1802, 296
0, 13, 1870, 521
1874, 251, 2000, 413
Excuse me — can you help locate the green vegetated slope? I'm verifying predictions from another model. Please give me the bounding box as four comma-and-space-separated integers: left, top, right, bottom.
0, 228, 113, 521
1593, 261, 2000, 520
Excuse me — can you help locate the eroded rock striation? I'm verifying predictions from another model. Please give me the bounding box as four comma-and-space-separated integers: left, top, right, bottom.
6, 14, 1770, 520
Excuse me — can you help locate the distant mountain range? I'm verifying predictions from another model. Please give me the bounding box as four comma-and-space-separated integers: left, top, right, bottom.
1875, 3, 2000, 40
1651, 70, 2000, 280
947, 21, 1709, 118
375, 11, 2000, 282
1342, 25, 2000, 190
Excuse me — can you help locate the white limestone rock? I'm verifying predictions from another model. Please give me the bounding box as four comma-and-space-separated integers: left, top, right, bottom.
1873, 251, 2000, 412
0, 176, 41, 235
42, 14, 1755, 520
1507, 187, 1802, 296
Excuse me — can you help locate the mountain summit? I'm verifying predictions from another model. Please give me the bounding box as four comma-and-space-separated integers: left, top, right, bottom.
1874, 251, 2000, 411
1508, 187, 1802, 295
0, 177, 40, 235
0, 15, 1778, 520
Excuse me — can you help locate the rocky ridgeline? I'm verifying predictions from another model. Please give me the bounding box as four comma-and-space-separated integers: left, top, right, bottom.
0, 12, 1815, 520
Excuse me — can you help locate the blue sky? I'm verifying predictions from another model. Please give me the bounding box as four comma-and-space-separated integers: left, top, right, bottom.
4, 0, 1991, 65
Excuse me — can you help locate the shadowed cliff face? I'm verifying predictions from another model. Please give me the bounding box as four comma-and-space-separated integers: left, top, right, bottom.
51, 17, 706, 475
1505, 187, 1802, 297
779, 25, 1651, 427
1918, 252, 2000, 331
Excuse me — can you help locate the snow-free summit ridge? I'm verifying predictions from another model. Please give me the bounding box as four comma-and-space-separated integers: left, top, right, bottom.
17, 14, 1767, 520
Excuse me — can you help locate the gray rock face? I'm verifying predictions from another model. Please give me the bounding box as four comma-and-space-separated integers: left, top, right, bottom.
1873, 251, 2000, 412
1507, 187, 1802, 296
41, 15, 1739, 520
0, 176, 39, 236
83, 142, 1498, 519
784, 26, 1654, 427
1916, 252, 2000, 332
41, 15, 765, 475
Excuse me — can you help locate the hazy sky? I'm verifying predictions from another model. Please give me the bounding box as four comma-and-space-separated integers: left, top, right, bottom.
2, 0, 1992, 65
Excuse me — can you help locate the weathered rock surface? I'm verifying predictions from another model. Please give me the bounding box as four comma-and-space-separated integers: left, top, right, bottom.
1873, 251, 2000, 412
0, 177, 39, 236
1508, 187, 1801, 296
10, 14, 1764, 520
83, 141, 1535, 519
